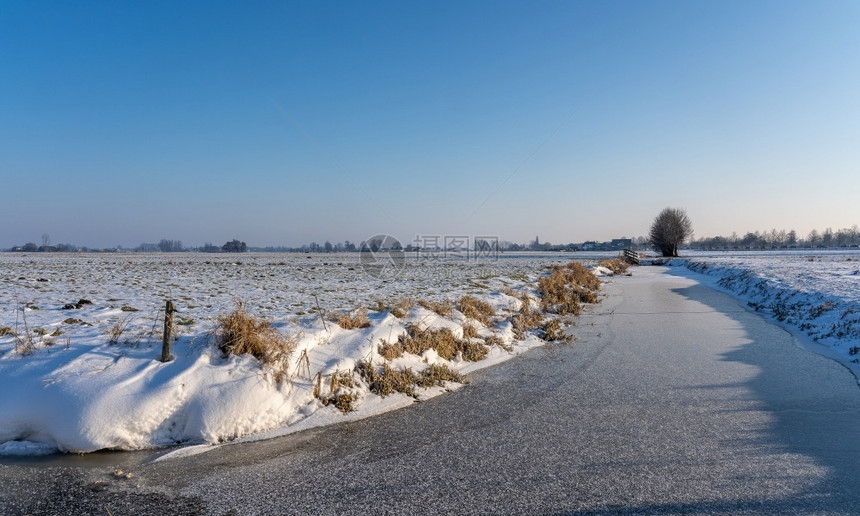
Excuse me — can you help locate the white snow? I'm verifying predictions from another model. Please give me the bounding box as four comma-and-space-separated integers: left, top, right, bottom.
0, 252, 600, 456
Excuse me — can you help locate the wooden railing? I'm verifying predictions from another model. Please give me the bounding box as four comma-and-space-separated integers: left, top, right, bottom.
623, 249, 640, 265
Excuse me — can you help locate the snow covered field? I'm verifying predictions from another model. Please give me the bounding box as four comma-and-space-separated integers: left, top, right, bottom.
675, 250, 860, 377
0, 252, 607, 456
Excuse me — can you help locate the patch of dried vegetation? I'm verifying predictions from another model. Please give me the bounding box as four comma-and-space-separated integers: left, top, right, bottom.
484, 334, 511, 352
215, 300, 297, 383
355, 360, 419, 397
462, 322, 480, 339
390, 299, 416, 319
538, 262, 601, 315
418, 299, 453, 317
599, 258, 630, 275
395, 324, 489, 361
106, 316, 135, 345
511, 293, 545, 339
417, 363, 466, 387
458, 295, 496, 326
355, 360, 466, 398
378, 322, 502, 362
336, 309, 371, 329
318, 370, 356, 413
541, 318, 572, 342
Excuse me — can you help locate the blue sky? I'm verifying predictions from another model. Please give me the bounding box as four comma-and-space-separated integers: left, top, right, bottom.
2, 1, 858, 248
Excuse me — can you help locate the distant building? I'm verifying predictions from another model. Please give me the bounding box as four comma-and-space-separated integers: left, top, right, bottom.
609, 238, 632, 250
578, 238, 633, 252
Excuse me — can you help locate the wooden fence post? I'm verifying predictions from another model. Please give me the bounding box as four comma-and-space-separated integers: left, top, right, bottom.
161, 300, 175, 362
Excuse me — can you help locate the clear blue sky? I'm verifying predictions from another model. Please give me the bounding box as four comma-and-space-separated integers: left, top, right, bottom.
2, 1, 858, 248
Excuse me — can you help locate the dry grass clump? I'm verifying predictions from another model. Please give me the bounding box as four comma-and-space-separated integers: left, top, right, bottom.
386, 323, 489, 362
323, 393, 354, 413
320, 370, 356, 412
378, 339, 405, 361
379, 323, 493, 362
810, 301, 834, 318
356, 360, 467, 397
329, 369, 354, 392
417, 364, 466, 387
0, 326, 15, 336
216, 300, 297, 383
563, 262, 601, 290
336, 309, 371, 329
484, 334, 512, 352
511, 294, 545, 339
462, 323, 480, 339
541, 319, 570, 342
458, 338, 489, 361
107, 318, 132, 345
418, 299, 453, 317
355, 360, 418, 397
399, 323, 455, 357
599, 258, 630, 275
14, 332, 36, 356
459, 295, 496, 326
538, 262, 601, 315
11, 304, 38, 356
390, 299, 416, 319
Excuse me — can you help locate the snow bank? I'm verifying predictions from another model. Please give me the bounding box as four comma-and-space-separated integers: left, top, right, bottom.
0, 309, 550, 455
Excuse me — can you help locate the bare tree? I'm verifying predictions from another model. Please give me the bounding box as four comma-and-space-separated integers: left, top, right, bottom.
649, 207, 693, 257
222, 239, 247, 253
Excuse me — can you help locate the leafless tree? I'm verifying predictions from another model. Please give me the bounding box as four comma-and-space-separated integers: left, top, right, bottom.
649, 207, 693, 257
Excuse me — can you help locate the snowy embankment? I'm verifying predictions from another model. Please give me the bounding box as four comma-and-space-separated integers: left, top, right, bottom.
674, 251, 860, 374
0, 254, 621, 456
0, 302, 537, 457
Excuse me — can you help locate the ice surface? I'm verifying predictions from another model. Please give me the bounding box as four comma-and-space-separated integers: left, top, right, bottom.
673, 250, 860, 376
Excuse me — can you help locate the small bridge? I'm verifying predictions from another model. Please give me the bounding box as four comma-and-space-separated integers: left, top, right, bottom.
622, 249, 640, 265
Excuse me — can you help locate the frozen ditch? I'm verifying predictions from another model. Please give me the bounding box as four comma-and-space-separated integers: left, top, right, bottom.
673, 250, 860, 377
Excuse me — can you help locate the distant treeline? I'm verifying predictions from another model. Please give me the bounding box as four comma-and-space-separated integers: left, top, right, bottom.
134, 239, 249, 253
689, 226, 860, 250
7, 238, 248, 253
9, 227, 859, 254
7, 237, 640, 253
